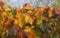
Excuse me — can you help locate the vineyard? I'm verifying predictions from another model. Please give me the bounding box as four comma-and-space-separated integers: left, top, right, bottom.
0, 1, 60, 38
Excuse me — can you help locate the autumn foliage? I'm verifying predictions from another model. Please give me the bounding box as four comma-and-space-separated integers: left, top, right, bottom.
0, 1, 60, 38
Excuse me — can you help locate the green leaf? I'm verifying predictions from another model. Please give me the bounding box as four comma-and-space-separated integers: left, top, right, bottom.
49, 33, 59, 38
57, 0, 60, 7
37, 17, 43, 25
34, 28, 42, 37
12, 9, 16, 18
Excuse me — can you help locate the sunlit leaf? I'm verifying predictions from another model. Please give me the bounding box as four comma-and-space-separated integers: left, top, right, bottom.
18, 21, 23, 28
28, 17, 34, 25
4, 6, 12, 11
48, 7, 53, 17
27, 30, 36, 38
25, 15, 30, 23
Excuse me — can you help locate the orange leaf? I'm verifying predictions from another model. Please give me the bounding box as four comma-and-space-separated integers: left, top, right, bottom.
55, 8, 60, 15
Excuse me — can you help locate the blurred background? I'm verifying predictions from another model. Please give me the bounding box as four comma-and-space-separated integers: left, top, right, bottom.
0, 0, 60, 38
1, 0, 60, 8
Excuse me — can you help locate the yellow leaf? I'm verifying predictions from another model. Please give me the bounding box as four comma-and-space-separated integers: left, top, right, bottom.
3, 12, 7, 16
28, 17, 34, 25
25, 15, 30, 23
7, 14, 13, 20
31, 26, 35, 29
14, 19, 18, 25
24, 26, 31, 32
18, 21, 23, 28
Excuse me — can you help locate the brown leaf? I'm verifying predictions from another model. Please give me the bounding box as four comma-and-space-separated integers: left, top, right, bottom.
0, 1, 5, 6
55, 8, 60, 15
16, 30, 27, 38
41, 31, 48, 38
